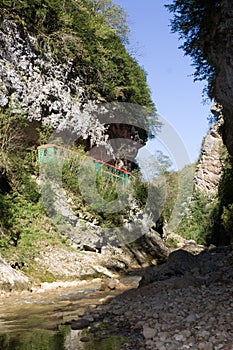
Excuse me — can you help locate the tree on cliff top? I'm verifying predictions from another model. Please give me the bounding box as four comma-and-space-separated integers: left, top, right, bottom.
166, 0, 221, 97
91, 0, 129, 43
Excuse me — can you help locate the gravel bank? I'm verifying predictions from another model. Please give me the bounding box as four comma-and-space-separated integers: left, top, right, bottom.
86, 247, 233, 349
87, 279, 233, 349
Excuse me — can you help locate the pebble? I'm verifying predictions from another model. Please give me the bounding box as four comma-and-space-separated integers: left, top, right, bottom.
186, 313, 197, 323
70, 318, 90, 330
174, 333, 185, 341
142, 325, 156, 339
80, 337, 90, 342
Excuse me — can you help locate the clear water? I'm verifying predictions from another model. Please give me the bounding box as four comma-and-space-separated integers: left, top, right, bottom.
0, 277, 139, 350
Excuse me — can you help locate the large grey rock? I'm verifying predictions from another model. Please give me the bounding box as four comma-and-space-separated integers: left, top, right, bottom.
0, 255, 30, 290
126, 230, 169, 266
139, 249, 196, 286
139, 245, 233, 287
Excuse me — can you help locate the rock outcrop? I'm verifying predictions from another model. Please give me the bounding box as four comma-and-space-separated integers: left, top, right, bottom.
32, 231, 169, 281
0, 19, 148, 161
0, 19, 108, 148
193, 103, 225, 197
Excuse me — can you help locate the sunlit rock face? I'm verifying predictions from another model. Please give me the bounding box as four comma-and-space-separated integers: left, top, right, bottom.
0, 19, 147, 167
0, 19, 106, 146
194, 105, 224, 198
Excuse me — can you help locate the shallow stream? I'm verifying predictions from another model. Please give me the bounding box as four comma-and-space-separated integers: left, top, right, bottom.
0, 276, 139, 350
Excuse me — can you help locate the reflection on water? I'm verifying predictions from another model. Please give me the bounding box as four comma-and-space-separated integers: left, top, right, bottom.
0, 276, 139, 350
0, 329, 67, 350
0, 328, 126, 350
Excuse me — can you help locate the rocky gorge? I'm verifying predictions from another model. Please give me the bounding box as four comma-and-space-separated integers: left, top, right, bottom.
1, 1, 233, 349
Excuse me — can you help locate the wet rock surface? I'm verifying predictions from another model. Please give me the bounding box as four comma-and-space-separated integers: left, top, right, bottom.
83, 246, 233, 349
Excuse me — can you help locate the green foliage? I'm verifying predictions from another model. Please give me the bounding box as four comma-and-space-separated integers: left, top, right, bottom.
16, 173, 40, 202
0, 189, 66, 282
37, 124, 54, 145
221, 204, 233, 242
139, 150, 172, 181
40, 182, 56, 217
91, 0, 129, 43
62, 147, 86, 195
96, 172, 118, 202
148, 163, 195, 232
161, 171, 179, 223
173, 152, 233, 246
0, 109, 68, 282
165, 236, 178, 248
131, 170, 148, 208
176, 191, 213, 245
62, 153, 132, 228
166, 1, 220, 96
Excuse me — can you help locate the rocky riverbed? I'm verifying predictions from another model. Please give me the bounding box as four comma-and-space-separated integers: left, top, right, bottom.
0, 235, 233, 350
81, 245, 233, 350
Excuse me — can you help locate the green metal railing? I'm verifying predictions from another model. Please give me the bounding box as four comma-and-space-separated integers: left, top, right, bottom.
37, 144, 131, 185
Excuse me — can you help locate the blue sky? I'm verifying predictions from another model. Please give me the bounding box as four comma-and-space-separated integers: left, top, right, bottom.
114, 0, 212, 165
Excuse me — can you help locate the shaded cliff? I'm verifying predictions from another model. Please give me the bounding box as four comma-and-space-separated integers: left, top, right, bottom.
166, 0, 233, 245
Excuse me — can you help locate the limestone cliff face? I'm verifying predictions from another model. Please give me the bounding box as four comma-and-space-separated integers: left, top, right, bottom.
0, 19, 108, 148
194, 104, 225, 197
0, 19, 147, 165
